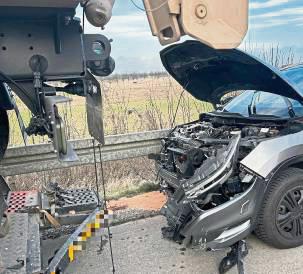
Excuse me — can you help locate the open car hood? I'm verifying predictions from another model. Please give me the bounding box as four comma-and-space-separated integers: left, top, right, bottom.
160, 40, 303, 105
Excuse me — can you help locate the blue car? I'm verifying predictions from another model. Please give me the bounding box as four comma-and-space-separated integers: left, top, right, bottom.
156, 40, 303, 265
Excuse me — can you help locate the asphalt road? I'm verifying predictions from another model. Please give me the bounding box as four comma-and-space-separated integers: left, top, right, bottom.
66, 216, 303, 274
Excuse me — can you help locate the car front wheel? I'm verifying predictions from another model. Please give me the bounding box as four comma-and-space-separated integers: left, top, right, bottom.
255, 168, 303, 249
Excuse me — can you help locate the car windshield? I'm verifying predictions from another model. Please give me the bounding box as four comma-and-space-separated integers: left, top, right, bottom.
221, 65, 303, 118
223, 90, 303, 118
282, 66, 303, 94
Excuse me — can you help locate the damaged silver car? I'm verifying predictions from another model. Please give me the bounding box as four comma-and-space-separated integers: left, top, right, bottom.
156, 40, 303, 273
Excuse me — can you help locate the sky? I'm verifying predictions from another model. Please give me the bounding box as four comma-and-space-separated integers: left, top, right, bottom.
76, 0, 303, 74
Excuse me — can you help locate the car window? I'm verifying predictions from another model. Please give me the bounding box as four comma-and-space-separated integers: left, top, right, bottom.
222, 66, 303, 118
289, 98, 303, 117
254, 92, 290, 118
223, 90, 254, 116
224, 91, 293, 118
283, 67, 303, 95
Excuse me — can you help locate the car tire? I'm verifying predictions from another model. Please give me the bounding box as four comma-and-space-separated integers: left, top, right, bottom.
255, 168, 303, 249
0, 110, 9, 160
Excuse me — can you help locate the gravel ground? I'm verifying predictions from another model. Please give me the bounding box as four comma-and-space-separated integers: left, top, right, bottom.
112, 208, 160, 225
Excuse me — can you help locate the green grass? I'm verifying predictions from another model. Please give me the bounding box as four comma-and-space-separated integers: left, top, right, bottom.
8, 95, 212, 146
6, 76, 213, 199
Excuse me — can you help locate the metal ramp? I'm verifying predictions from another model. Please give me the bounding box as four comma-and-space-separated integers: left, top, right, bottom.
0, 213, 35, 274
0, 186, 105, 274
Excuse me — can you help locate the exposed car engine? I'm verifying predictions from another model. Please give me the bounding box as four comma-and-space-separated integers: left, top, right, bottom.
156, 112, 300, 247
162, 121, 279, 178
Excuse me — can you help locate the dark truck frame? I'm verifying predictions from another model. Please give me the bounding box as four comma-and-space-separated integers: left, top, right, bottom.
0, 2, 113, 273
0, 1, 115, 161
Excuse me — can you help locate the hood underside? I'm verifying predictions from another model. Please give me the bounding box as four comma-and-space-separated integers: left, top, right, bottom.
160, 40, 303, 105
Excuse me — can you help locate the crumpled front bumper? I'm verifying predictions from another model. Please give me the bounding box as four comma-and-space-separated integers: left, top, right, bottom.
158, 134, 266, 249
161, 177, 265, 250
184, 178, 265, 249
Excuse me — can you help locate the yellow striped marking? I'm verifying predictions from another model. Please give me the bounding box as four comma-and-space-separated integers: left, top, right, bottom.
86, 224, 92, 238
67, 211, 113, 263
51, 210, 114, 273
69, 245, 74, 262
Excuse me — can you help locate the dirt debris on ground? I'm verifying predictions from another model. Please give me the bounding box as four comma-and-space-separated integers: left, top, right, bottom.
111, 208, 160, 226
108, 191, 167, 225
109, 191, 166, 211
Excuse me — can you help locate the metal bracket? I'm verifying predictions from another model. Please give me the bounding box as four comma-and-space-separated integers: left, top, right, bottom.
219, 240, 248, 274
85, 72, 105, 144
44, 95, 79, 162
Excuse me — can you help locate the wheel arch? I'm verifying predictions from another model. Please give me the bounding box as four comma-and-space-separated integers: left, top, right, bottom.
255, 167, 303, 249
266, 156, 303, 186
